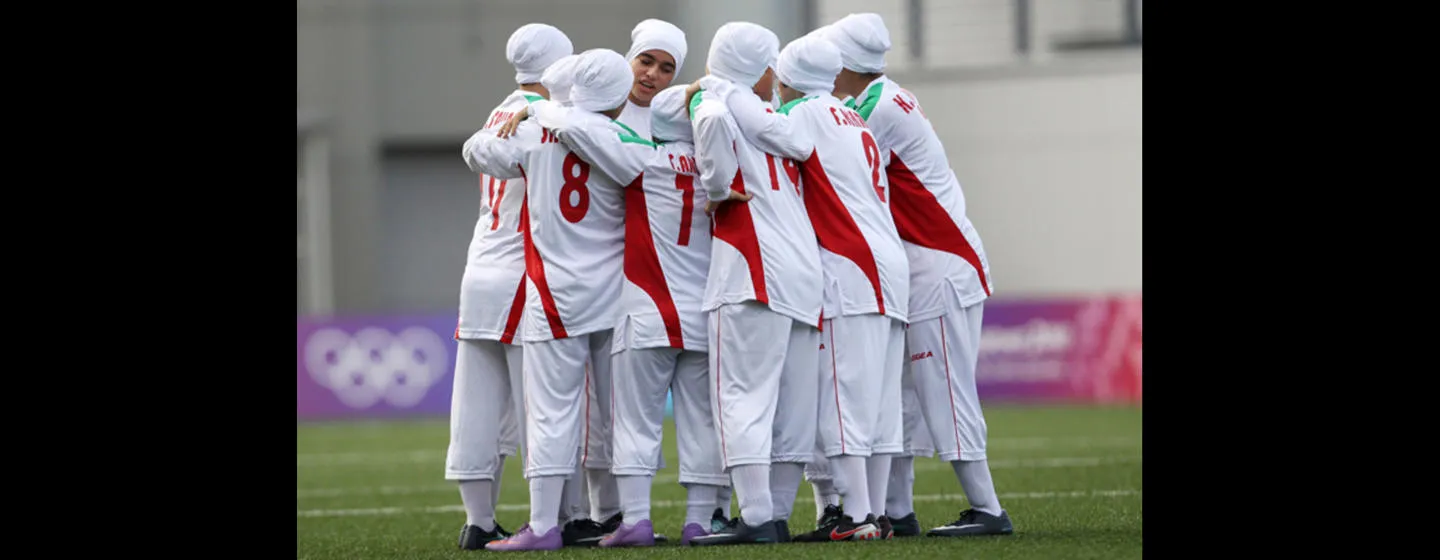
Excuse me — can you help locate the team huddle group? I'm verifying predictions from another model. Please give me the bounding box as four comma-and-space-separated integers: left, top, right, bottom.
445, 11, 1010, 551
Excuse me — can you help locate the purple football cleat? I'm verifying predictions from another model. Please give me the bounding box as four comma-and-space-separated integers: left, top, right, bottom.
599, 519, 656, 548
681, 522, 710, 545
485, 524, 562, 551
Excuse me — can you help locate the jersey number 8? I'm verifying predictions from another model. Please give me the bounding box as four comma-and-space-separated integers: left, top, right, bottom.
560, 152, 591, 223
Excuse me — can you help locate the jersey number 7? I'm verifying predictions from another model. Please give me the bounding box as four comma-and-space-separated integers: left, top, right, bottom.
675, 174, 695, 246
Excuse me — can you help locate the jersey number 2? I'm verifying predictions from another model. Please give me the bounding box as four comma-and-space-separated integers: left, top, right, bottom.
560, 153, 591, 223
860, 131, 885, 202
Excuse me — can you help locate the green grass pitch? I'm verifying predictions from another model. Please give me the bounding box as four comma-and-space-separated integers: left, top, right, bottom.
298, 404, 1141, 559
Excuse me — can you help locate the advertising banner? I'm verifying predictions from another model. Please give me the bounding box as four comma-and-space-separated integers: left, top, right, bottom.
297, 295, 1140, 420
974, 295, 1142, 404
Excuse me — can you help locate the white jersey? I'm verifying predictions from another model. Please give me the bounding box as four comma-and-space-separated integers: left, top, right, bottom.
847, 77, 992, 321
619, 100, 651, 140
614, 141, 711, 352
691, 87, 823, 327
464, 100, 654, 342
458, 90, 544, 343
726, 93, 909, 323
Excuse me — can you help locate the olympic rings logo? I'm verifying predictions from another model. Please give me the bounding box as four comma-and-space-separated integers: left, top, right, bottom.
302, 326, 450, 409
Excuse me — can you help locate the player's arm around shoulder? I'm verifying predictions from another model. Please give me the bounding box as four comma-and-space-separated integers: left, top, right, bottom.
462, 121, 539, 179
556, 112, 655, 187
704, 81, 813, 162
690, 103, 746, 207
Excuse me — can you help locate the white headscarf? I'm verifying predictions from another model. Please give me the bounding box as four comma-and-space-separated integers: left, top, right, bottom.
649, 85, 692, 143
775, 35, 842, 97
506, 23, 574, 84
540, 54, 581, 106
570, 48, 634, 113
824, 13, 891, 73
625, 19, 688, 76
705, 22, 780, 88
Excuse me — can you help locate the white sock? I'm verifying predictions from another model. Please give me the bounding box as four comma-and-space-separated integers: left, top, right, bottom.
492, 455, 507, 512
886, 456, 915, 517
616, 475, 652, 522
952, 459, 1002, 516
587, 469, 621, 521
831, 455, 870, 523
528, 476, 565, 535
811, 478, 841, 520
604, 471, 622, 519
730, 464, 774, 525
684, 483, 720, 526
717, 484, 733, 515
560, 467, 588, 524
769, 463, 804, 522
458, 479, 496, 531
866, 454, 893, 519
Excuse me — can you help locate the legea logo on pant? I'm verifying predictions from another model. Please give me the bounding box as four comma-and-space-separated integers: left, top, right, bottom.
302, 326, 448, 409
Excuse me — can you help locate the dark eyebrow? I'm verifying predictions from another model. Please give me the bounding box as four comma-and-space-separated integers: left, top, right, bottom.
638, 53, 655, 63
661, 62, 675, 72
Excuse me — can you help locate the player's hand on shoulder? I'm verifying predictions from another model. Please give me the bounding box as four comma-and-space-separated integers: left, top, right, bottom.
684, 79, 707, 118
496, 107, 530, 139
697, 76, 739, 101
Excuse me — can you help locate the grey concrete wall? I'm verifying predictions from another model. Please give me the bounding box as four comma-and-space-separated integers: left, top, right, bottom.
298, 0, 1141, 314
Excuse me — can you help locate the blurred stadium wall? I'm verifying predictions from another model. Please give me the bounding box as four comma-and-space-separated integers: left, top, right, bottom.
297, 0, 1141, 420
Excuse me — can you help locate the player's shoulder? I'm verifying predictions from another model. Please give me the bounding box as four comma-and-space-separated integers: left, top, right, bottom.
503, 120, 546, 149
690, 91, 732, 123
652, 140, 695, 159
867, 80, 923, 120
492, 91, 536, 112
778, 94, 830, 117
649, 141, 697, 174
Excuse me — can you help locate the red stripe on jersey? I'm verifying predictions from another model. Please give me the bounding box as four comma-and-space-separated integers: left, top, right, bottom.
498, 273, 526, 344
489, 178, 504, 231
518, 166, 569, 339
714, 316, 728, 465
624, 175, 686, 349
886, 155, 991, 297
801, 149, 886, 315
711, 168, 768, 304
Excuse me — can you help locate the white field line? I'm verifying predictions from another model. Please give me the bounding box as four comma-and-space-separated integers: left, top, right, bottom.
298, 455, 1140, 498
297, 489, 1139, 518
297, 436, 1140, 467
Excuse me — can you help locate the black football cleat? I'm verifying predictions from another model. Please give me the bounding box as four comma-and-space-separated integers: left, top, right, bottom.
711, 507, 731, 533
458, 523, 508, 550
600, 512, 623, 534
889, 512, 922, 537
875, 515, 894, 539
827, 514, 881, 541
562, 518, 607, 547
926, 509, 1014, 537
688, 518, 781, 546
776, 519, 790, 543
792, 504, 845, 543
